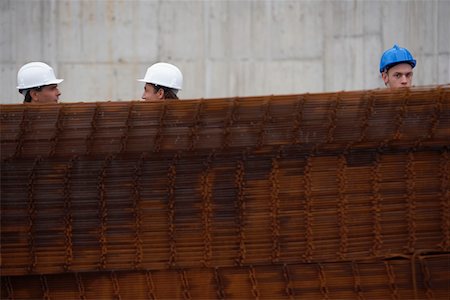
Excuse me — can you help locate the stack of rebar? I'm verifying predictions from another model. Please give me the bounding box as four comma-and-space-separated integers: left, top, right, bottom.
1, 85, 449, 299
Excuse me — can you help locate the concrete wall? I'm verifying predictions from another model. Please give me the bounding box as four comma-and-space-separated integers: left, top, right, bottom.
1, 0, 449, 104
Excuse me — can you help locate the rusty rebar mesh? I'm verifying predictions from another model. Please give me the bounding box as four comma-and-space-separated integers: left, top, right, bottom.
1, 85, 449, 159
1, 253, 449, 299
1, 149, 450, 276
1, 85, 450, 298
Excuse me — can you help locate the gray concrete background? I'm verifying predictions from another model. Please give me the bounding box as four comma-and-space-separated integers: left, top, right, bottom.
1, 0, 449, 104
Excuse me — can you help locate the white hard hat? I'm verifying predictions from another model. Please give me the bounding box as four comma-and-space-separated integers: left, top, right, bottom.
17, 62, 63, 90
138, 62, 183, 90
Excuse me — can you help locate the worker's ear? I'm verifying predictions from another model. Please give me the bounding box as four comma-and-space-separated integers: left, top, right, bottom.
381, 71, 389, 86
29, 89, 40, 102
156, 88, 165, 99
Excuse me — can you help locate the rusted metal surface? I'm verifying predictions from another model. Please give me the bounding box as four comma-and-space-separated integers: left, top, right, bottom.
1, 85, 449, 298
1, 254, 449, 299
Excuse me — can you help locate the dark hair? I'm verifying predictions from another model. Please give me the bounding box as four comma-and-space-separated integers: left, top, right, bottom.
153, 84, 179, 100
19, 87, 42, 103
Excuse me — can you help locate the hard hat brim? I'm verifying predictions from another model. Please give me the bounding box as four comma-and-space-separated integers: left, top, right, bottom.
17, 78, 64, 90
380, 60, 416, 73
137, 79, 182, 90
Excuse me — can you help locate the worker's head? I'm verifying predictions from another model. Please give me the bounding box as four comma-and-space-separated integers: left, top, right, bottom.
138, 62, 183, 101
380, 44, 416, 88
17, 62, 63, 103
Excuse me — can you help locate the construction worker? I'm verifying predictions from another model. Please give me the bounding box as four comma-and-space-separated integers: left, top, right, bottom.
16, 62, 63, 103
138, 62, 183, 101
379, 44, 416, 88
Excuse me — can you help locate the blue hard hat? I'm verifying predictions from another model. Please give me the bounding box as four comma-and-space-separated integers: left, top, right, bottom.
379, 44, 416, 73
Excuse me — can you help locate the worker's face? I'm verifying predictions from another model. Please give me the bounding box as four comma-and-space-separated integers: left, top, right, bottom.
30, 84, 60, 103
382, 63, 413, 88
142, 83, 164, 101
